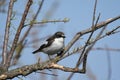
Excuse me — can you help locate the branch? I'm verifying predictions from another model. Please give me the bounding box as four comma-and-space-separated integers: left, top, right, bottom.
62, 15, 120, 57
23, 18, 69, 27
5, 0, 33, 69
21, 0, 44, 43
105, 46, 112, 80
92, 47, 120, 52
12, 40, 27, 65
1, 0, 14, 66
0, 61, 83, 79
12, 0, 44, 65
65, 25, 120, 58
67, 24, 108, 79
76, 13, 100, 67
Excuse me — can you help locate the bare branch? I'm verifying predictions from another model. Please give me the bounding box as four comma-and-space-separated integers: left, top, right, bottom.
36, 71, 58, 76
0, 61, 84, 79
106, 25, 120, 35
67, 23, 108, 79
21, 0, 44, 42
62, 15, 120, 57
67, 1, 100, 78
105, 46, 112, 80
12, 40, 27, 65
23, 18, 69, 27
52, 24, 119, 67
92, 47, 120, 52
92, 0, 98, 26
12, 0, 44, 65
5, 0, 33, 69
1, 0, 14, 66
76, 13, 100, 67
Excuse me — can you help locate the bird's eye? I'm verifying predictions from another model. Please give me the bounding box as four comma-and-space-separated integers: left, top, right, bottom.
58, 35, 62, 37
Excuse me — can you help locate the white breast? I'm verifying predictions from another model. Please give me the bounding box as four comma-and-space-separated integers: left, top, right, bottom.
43, 37, 64, 55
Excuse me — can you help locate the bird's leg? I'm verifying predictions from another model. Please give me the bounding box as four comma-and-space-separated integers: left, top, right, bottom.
48, 55, 52, 60
57, 49, 64, 57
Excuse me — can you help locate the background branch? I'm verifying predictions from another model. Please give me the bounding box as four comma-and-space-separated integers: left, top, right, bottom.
106, 46, 112, 80
12, 0, 44, 65
93, 47, 120, 52
1, 0, 14, 66
5, 0, 33, 69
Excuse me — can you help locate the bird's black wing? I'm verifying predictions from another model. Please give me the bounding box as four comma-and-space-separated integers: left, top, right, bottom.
45, 35, 55, 47
32, 35, 55, 54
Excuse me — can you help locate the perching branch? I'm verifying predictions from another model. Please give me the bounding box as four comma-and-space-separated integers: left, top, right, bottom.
0, 61, 83, 79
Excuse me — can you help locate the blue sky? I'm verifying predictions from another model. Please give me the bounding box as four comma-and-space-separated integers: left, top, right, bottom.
0, 0, 120, 80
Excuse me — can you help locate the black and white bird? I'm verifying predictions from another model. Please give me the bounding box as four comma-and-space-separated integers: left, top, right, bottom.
32, 31, 65, 57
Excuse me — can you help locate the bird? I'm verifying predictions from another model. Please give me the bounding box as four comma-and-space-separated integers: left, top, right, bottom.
32, 31, 65, 58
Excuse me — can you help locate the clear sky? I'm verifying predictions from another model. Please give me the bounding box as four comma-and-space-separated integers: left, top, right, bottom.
0, 0, 120, 80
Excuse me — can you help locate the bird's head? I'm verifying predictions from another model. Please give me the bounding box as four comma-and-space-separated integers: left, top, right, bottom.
54, 31, 66, 38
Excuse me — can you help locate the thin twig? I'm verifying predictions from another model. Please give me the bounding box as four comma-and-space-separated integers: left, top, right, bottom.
106, 25, 120, 35
36, 71, 58, 76
93, 47, 120, 52
105, 46, 112, 80
76, 13, 100, 67
79, 24, 107, 65
92, 0, 97, 27
6, 0, 33, 69
12, 40, 27, 65
23, 18, 69, 27
95, 26, 120, 42
1, 0, 14, 66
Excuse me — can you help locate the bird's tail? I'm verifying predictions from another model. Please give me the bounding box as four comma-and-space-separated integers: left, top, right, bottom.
32, 49, 39, 54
